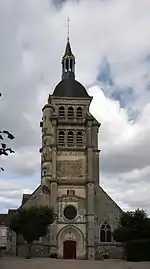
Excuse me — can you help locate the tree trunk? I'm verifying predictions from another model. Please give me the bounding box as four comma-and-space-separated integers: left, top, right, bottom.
26, 242, 32, 259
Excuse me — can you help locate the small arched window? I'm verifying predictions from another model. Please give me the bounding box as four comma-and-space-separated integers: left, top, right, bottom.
68, 107, 74, 117
67, 131, 74, 146
66, 58, 69, 71
59, 106, 65, 117
70, 59, 72, 71
77, 131, 82, 146
59, 131, 65, 146
76, 107, 82, 117
100, 222, 112, 242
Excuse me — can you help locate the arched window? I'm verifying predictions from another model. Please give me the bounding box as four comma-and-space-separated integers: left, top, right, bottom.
100, 222, 112, 242
59, 131, 65, 146
67, 131, 74, 146
106, 229, 112, 242
59, 106, 65, 117
70, 59, 72, 71
76, 131, 82, 146
76, 107, 82, 117
68, 106, 74, 117
65, 58, 69, 71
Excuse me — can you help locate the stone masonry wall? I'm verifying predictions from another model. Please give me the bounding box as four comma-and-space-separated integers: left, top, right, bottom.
95, 244, 124, 259
17, 243, 49, 257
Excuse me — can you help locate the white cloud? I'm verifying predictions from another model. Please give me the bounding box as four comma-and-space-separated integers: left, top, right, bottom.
101, 166, 150, 215
89, 85, 150, 177
0, 176, 39, 212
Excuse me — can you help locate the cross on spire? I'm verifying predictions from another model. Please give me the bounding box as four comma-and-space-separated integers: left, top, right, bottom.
67, 17, 70, 41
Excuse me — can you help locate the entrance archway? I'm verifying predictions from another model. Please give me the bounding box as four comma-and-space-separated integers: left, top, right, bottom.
63, 240, 76, 259
57, 225, 85, 259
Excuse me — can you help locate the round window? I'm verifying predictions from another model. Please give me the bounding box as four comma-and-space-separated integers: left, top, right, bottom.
64, 205, 77, 220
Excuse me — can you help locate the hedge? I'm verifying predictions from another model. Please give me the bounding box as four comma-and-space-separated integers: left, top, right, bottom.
125, 239, 150, 261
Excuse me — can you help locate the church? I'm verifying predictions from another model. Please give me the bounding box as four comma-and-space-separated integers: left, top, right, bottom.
5, 38, 123, 259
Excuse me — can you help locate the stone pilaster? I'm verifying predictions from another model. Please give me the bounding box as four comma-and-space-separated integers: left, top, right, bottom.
95, 150, 100, 186
86, 121, 95, 260
49, 122, 57, 256
41, 104, 54, 189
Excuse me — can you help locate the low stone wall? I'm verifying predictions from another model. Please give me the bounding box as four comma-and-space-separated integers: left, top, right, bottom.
0, 247, 6, 257
11, 242, 124, 260
17, 243, 50, 257
95, 243, 124, 260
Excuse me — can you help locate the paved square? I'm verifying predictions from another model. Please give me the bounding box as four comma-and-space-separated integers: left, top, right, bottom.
0, 258, 150, 269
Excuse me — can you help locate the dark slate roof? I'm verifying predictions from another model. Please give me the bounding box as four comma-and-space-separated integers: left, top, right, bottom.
22, 194, 31, 206
52, 78, 90, 98
0, 214, 8, 225
64, 39, 73, 57
8, 209, 17, 215
20, 186, 41, 207
0, 210, 17, 226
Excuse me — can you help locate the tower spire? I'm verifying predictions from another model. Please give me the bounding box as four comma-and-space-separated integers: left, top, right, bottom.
61, 19, 75, 80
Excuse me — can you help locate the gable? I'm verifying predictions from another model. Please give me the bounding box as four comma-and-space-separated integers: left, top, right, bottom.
21, 194, 31, 205
20, 184, 51, 208
95, 186, 122, 228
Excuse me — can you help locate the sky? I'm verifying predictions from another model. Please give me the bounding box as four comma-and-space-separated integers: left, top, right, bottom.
0, 0, 150, 214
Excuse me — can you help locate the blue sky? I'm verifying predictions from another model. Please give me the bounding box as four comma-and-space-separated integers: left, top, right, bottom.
0, 0, 150, 214
97, 57, 135, 109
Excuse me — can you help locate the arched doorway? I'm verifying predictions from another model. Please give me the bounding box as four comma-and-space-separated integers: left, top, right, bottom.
57, 225, 85, 259
63, 240, 76, 259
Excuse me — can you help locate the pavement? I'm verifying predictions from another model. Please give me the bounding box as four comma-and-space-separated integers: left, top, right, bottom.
0, 258, 150, 269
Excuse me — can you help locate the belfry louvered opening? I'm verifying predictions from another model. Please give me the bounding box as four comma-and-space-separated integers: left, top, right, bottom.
68, 106, 74, 117
76, 107, 82, 117
76, 131, 82, 146
67, 131, 74, 146
59, 106, 65, 117
59, 130, 65, 146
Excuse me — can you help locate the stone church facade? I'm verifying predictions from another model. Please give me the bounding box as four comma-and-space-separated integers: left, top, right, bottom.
6, 39, 123, 259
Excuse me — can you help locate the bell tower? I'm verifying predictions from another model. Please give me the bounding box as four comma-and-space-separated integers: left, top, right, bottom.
40, 37, 100, 259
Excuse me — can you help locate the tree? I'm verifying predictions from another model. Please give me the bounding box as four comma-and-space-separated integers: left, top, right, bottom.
0, 93, 15, 171
113, 209, 150, 261
9, 205, 55, 258
113, 209, 150, 242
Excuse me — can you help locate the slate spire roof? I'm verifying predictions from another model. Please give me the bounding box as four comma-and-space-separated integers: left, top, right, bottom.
52, 39, 90, 98
64, 37, 74, 57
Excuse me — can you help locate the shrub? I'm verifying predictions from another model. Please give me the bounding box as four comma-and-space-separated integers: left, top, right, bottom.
49, 253, 57, 258
125, 239, 150, 261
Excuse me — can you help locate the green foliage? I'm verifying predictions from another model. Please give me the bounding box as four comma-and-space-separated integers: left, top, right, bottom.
0, 93, 15, 171
113, 209, 150, 243
113, 209, 150, 261
125, 239, 150, 261
9, 206, 54, 243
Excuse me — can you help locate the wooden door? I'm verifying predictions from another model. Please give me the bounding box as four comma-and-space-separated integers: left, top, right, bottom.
63, 240, 76, 259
